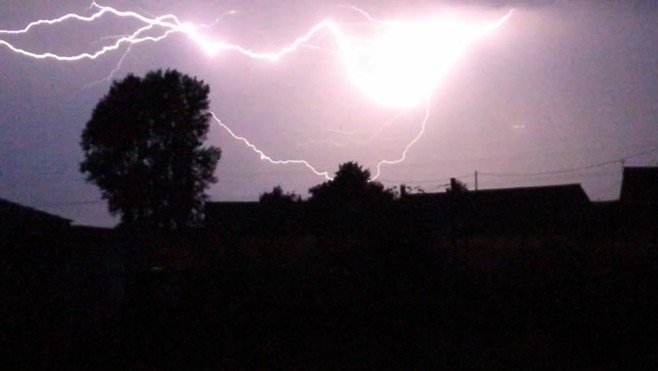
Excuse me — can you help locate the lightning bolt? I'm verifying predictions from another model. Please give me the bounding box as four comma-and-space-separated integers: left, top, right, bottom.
0, 2, 340, 62
0, 3, 186, 61
82, 43, 133, 89
1, 2, 512, 181
211, 113, 332, 180
373, 99, 432, 180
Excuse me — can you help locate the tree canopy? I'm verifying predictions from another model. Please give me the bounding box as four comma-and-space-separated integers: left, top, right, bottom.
308, 162, 394, 233
80, 69, 221, 229
308, 162, 394, 205
259, 185, 301, 205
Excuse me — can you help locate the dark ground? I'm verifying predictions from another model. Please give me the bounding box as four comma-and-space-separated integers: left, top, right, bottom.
2, 227, 658, 370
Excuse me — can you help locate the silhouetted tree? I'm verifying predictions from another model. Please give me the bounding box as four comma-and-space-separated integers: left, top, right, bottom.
447, 178, 468, 193
308, 162, 394, 234
258, 185, 302, 235
309, 162, 394, 204
259, 185, 301, 205
80, 69, 221, 229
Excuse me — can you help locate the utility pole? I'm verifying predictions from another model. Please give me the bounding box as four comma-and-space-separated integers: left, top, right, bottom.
474, 170, 478, 191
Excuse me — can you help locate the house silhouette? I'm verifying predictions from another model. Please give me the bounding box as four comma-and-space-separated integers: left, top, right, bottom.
619, 166, 658, 231
399, 183, 591, 237
206, 182, 592, 239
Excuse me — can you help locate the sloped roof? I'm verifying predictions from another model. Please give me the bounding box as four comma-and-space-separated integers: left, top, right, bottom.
0, 197, 72, 228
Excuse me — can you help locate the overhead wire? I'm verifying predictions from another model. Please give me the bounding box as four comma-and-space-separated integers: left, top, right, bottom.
478, 146, 657, 178
32, 200, 104, 208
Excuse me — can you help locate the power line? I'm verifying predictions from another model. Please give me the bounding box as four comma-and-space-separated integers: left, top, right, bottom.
378, 146, 657, 185
479, 146, 657, 178
33, 200, 104, 208
378, 173, 472, 185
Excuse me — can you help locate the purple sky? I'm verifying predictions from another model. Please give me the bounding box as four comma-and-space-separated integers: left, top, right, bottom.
2, 0, 658, 227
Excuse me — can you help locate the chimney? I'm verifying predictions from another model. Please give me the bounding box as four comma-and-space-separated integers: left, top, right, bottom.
400, 184, 407, 198
450, 178, 458, 192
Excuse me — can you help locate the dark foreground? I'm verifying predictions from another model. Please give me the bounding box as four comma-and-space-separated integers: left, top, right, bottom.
3, 230, 658, 370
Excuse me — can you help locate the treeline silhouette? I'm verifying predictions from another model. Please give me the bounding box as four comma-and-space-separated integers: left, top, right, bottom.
3, 163, 658, 370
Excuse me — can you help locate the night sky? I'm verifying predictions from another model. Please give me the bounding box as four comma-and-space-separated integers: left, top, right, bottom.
2, 0, 658, 227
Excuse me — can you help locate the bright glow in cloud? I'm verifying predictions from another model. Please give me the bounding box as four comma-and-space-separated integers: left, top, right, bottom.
339, 13, 512, 108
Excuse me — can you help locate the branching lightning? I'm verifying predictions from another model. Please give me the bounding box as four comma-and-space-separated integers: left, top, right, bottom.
211, 113, 332, 180
1, 2, 512, 181
373, 99, 432, 180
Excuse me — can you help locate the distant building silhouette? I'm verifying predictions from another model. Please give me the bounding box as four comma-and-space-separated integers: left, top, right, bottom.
619, 166, 658, 231
400, 183, 591, 237
206, 182, 592, 241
